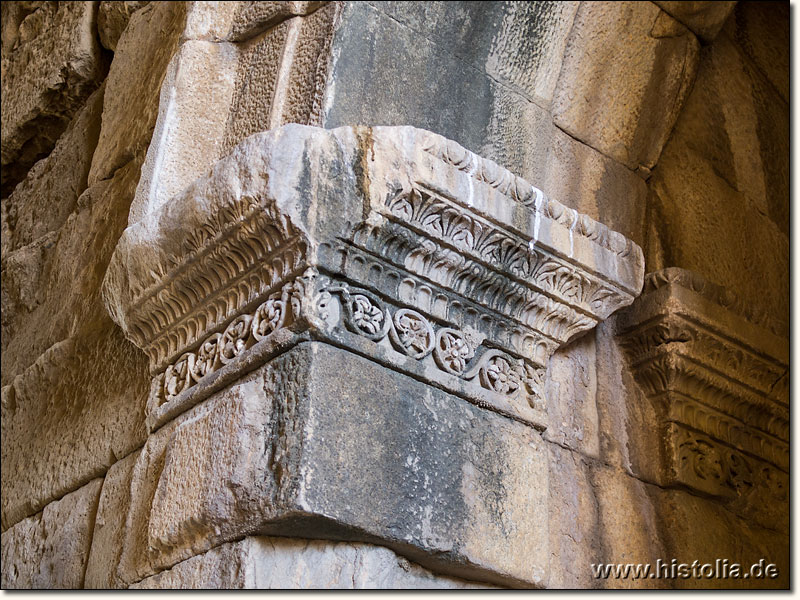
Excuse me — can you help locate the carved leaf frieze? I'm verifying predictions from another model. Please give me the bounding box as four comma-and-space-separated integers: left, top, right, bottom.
104, 125, 643, 432
618, 267, 788, 522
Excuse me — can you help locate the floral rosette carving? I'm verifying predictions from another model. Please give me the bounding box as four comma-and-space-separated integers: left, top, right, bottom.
220, 315, 253, 364
388, 309, 435, 359
343, 292, 388, 340
252, 297, 286, 341
163, 352, 194, 401
480, 354, 521, 395
190, 333, 221, 383
676, 434, 730, 497
433, 328, 474, 375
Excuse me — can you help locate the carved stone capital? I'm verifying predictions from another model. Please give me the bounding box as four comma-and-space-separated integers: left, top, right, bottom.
617, 267, 788, 529
103, 124, 644, 432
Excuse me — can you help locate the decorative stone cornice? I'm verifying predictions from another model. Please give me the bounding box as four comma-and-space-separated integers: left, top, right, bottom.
103, 124, 644, 432
617, 267, 788, 529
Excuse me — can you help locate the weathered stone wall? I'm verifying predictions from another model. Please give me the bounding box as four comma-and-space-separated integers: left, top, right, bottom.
1, 1, 788, 589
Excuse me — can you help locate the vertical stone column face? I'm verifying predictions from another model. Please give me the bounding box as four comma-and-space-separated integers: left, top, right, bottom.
102, 124, 643, 586
617, 268, 788, 532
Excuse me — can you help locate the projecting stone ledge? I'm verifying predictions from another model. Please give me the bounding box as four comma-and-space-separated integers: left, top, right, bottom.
103, 124, 644, 431
101, 125, 643, 587
617, 268, 788, 532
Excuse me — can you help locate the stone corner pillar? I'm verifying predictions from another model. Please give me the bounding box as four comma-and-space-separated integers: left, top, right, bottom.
101, 124, 644, 587
616, 267, 788, 531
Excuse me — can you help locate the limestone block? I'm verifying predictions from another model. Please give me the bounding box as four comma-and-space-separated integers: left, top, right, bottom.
226, 1, 329, 42
132, 537, 497, 589
0, 478, 103, 589
650, 488, 788, 589
653, 2, 736, 43
131, 40, 239, 222
277, 3, 339, 127
2, 157, 144, 383
84, 451, 140, 589
323, 3, 505, 162
97, 1, 150, 51
322, 3, 647, 248
542, 128, 648, 249
130, 3, 337, 223
2, 83, 104, 258
593, 320, 661, 480
652, 31, 788, 238
221, 3, 338, 154
89, 1, 186, 186
552, 1, 700, 171
1, 327, 149, 531
722, 2, 788, 102
545, 443, 600, 589
646, 71, 788, 327
366, 2, 576, 109
2, 157, 149, 530
1, 1, 105, 197
114, 414, 187, 585
544, 333, 599, 458
589, 465, 667, 590
117, 343, 549, 587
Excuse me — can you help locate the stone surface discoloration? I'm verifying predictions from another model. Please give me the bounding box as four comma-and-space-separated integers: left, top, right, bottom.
114, 343, 549, 587
552, 1, 700, 171
1, 1, 106, 198
0, 478, 102, 589
0, 0, 788, 591
132, 536, 497, 589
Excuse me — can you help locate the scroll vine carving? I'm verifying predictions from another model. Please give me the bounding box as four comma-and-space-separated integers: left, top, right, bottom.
618, 268, 788, 517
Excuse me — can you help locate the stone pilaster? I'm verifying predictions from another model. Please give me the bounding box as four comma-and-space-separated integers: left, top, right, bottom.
617, 267, 788, 531
102, 124, 644, 586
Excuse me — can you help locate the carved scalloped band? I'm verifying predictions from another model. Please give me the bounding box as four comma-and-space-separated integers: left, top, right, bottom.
105, 125, 645, 432
421, 133, 636, 259
618, 267, 788, 520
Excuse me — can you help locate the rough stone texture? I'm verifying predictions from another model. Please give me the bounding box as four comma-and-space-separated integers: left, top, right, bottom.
653, 1, 737, 43
545, 443, 600, 589
89, 1, 185, 186
0, 478, 102, 589
722, 2, 788, 103
589, 465, 667, 590
552, 1, 700, 171
132, 39, 238, 221
114, 344, 549, 588
84, 451, 140, 589
0, 0, 789, 591
132, 537, 496, 589
1, 1, 106, 198
2, 156, 144, 383
645, 30, 789, 328
1, 83, 104, 258
544, 333, 599, 458
97, 1, 150, 51
1, 157, 150, 531
593, 320, 661, 481
321, 2, 647, 248
0, 326, 149, 532
649, 487, 789, 589
130, 2, 338, 223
